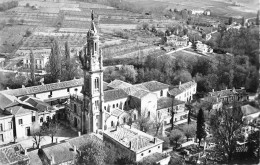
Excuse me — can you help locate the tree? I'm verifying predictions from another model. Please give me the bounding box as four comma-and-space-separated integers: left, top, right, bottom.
76, 138, 106, 165
186, 102, 193, 124
246, 131, 260, 161
256, 10, 259, 25
209, 103, 244, 163
241, 17, 245, 26
169, 129, 184, 148
228, 17, 233, 25
170, 97, 175, 130
42, 118, 60, 144
168, 157, 185, 165
120, 65, 137, 83
182, 123, 196, 141
64, 41, 70, 72
29, 49, 35, 86
136, 109, 152, 132
152, 113, 163, 136
32, 130, 45, 149
196, 108, 206, 147
47, 38, 62, 83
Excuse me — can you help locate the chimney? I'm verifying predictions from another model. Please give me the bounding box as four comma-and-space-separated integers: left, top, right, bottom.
225, 87, 228, 90
179, 81, 181, 86
55, 138, 59, 144
153, 137, 156, 143
129, 141, 131, 149
73, 145, 77, 153
6, 87, 9, 90
22, 85, 25, 88
57, 79, 60, 83
24, 148, 28, 155
212, 89, 214, 92
78, 131, 81, 137
51, 156, 55, 165
41, 82, 44, 85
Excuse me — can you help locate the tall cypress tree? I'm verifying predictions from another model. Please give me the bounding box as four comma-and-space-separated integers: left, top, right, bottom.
30, 49, 35, 85
241, 17, 245, 26
64, 41, 71, 80
49, 38, 62, 83
196, 108, 206, 147
256, 10, 259, 25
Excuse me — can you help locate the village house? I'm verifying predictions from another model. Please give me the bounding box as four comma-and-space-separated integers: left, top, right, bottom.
37, 133, 101, 165
195, 41, 213, 54
0, 143, 30, 165
3, 96, 58, 140
165, 34, 189, 48
168, 80, 197, 102
207, 88, 249, 103
22, 51, 50, 70
103, 125, 165, 162
157, 97, 188, 125
0, 93, 17, 144
191, 9, 204, 15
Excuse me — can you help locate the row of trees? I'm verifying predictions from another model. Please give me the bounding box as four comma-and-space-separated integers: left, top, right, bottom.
0, 1, 18, 11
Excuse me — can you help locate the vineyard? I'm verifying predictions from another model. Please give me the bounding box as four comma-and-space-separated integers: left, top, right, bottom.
22, 33, 88, 48
0, 25, 32, 54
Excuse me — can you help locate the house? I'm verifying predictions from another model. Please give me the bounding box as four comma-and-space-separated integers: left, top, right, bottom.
191, 9, 204, 15
208, 88, 249, 103
168, 80, 197, 102
204, 9, 211, 16
0, 78, 84, 106
0, 143, 30, 165
241, 104, 260, 124
0, 93, 17, 144
157, 97, 188, 125
38, 133, 101, 165
195, 41, 213, 54
4, 96, 58, 140
103, 125, 164, 162
165, 34, 188, 47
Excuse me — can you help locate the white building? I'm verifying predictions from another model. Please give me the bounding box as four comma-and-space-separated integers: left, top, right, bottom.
191, 9, 204, 15
195, 41, 213, 54
168, 80, 197, 102
103, 125, 164, 162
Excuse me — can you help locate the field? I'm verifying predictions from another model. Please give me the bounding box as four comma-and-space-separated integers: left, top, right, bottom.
0, 25, 33, 54
128, 0, 257, 18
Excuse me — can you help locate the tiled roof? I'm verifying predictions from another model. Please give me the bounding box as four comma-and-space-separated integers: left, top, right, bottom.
0, 78, 84, 97
157, 97, 185, 110
0, 143, 30, 165
42, 142, 76, 164
241, 104, 260, 116
28, 150, 43, 165
208, 88, 248, 98
20, 96, 55, 112
169, 80, 196, 96
130, 89, 151, 99
139, 81, 169, 92
107, 79, 133, 89
68, 134, 101, 148
104, 125, 163, 152
0, 93, 17, 110
110, 108, 124, 117
104, 89, 128, 102
0, 109, 12, 118
6, 105, 33, 115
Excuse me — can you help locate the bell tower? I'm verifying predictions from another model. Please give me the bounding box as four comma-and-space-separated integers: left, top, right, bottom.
79, 10, 104, 134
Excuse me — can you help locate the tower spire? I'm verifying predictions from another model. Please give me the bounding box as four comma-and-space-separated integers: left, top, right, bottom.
91, 10, 94, 21
89, 10, 97, 34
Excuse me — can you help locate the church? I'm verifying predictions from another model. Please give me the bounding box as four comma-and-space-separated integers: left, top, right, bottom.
66, 11, 192, 134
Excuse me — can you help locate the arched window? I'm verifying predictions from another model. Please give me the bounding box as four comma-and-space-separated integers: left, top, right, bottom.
160, 90, 163, 96
94, 43, 97, 52
148, 111, 150, 118
111, 121, 114, 127
134, 114, 137, 120
94, 78, 99, 90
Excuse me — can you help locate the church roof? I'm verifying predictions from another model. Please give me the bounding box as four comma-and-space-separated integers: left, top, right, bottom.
139, 81, 169, 92
104, 89, 128, 102
107, 79, 133, 89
